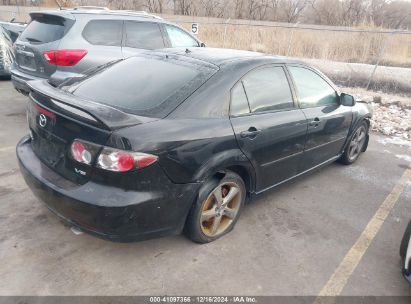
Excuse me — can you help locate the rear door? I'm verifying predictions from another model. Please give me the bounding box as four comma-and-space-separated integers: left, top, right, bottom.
14, 13, 74, 78
76, 19, 123, 72
229, 65, 308, 192
121, 21, 166, 58
287, 65, 353, 171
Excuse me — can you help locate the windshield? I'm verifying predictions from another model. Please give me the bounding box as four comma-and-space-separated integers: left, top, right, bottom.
70, 56, 218, 118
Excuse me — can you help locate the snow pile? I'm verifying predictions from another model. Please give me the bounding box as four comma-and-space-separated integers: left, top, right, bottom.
344, 88, 411, 141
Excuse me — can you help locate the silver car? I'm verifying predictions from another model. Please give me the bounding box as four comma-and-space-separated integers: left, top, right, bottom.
11, 7, 204, 95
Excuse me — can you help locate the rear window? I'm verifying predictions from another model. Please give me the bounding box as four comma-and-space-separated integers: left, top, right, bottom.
20, 15, 67, 44
82, 20, 122, 46
71, 56, 217, 118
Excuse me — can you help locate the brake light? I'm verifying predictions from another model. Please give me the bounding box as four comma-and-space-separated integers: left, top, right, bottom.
70, 140, 93, 165
43, 49, 87, 66
97, 148, 158, 172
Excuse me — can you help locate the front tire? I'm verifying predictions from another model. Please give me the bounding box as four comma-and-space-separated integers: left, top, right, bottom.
339, 122, 368, 165
185, 172, 246, 243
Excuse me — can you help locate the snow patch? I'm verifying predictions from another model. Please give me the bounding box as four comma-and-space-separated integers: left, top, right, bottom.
378, 137, 411, 149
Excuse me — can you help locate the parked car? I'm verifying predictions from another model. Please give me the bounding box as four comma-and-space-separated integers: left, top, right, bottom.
400, 220, 411, 283
11, 8, 204, 95
0, 26, 15, 77
17, 48, 372, 243
0, 19, 26, 42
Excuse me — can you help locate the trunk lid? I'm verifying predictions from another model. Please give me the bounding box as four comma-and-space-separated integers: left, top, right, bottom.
26, 80, 156, 184
15, 13, 74, 78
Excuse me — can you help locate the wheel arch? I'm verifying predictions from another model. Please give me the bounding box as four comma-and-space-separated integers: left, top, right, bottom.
192, 149, 256, 198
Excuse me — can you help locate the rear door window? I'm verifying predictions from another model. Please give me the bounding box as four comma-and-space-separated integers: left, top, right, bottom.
82, 20, 122, 46
242, 66, 294, 113
164, 25, 199, 47
124, 21, 165, 49
20, 15, 67, 44
230, 82, 250, 116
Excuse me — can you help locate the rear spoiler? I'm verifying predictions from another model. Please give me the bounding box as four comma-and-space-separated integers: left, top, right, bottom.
26, 80, 155, 130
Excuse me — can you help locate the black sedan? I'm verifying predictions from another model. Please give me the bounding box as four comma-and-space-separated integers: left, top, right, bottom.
17, 48, 372, 243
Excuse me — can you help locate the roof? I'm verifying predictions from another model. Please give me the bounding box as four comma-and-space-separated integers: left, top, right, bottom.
30, 8, 162, 20
154, 47, 304, 67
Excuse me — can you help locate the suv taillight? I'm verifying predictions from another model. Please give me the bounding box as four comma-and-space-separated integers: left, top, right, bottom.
70, 140, 158, 172
43, 49, 87, 66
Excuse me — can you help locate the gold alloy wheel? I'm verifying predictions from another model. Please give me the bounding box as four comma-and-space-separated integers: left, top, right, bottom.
348, 126, 367, 161
200, 182, 242, 237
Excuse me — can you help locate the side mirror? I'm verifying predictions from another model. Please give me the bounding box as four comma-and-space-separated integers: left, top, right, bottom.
200, 42, 206, 48
340, 93, 356, 107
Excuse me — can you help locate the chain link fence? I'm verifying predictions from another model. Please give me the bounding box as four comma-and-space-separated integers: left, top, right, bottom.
1, 4, 410, 98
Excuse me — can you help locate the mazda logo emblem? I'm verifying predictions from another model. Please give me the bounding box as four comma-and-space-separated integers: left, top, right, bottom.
39, 114, 47, 127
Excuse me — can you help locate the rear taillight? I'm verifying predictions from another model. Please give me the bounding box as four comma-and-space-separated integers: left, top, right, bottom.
97, 147, 158, 172
70, 139, 158, 172
70, 140, 97, 165
43, 49, 87, 66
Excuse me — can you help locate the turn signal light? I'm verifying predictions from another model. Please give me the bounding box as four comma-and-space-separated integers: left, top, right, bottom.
43, 49, 87, 66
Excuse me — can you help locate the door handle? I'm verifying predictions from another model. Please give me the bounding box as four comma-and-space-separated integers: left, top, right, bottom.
240, 127, 261, 139
309, 117, 321, 127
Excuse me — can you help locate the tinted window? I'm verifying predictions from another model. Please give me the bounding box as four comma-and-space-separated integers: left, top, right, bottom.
165, 25, 199, 47
242, 66, 294, 113
83, 20, 122, 46
125, 21, 165, 49
289, 67, 338, 108
72, 56, 216, 118
20, 15, 66, 44
230, 82, 250, 116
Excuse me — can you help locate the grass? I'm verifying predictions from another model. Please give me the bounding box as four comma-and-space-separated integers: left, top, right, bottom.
180, 23, 411, 68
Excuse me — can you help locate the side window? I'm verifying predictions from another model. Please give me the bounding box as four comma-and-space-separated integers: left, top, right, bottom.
288, 66, 338, 108
125, 21, 165, 50
241, 66, 294, 113
230, 82, 250, 116
83, 20, 122, 46
165, 25, 199, 47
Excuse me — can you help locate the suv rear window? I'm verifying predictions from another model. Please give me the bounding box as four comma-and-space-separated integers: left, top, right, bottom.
20, 15, 67, 44
82, 20, 122, 46
70, 56, 217, 118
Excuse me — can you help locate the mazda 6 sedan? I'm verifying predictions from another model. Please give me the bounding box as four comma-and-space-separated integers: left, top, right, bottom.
17, 48, 372, 243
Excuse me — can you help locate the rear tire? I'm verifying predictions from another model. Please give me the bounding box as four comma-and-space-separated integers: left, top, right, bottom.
339, 122, 368, 165
400, 221, 411, 259
185, 172, 246, 243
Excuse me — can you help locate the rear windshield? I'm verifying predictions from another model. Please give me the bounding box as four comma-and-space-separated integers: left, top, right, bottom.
70, 56, 217, 118
20, 15, 68, 44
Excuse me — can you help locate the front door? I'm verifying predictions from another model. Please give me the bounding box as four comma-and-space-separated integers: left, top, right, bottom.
287, 66, 353, 171
229, 65, 308, 192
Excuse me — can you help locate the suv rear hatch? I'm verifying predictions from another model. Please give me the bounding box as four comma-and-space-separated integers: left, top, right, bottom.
14, 12, 74, 78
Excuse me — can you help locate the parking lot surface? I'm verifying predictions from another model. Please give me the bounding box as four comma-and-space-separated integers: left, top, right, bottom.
0, 79, 410, 296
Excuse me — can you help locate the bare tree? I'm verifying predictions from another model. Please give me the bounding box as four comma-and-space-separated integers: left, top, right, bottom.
281, 0, 310, 23
143, 0, 164, 13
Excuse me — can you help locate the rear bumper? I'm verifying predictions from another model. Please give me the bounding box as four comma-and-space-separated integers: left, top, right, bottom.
17, 136, 199, 242
11, 67, 44, 95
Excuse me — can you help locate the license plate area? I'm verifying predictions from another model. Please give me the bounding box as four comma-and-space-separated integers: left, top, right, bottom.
31, 130, 66, 168
16, 51, 36, 72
